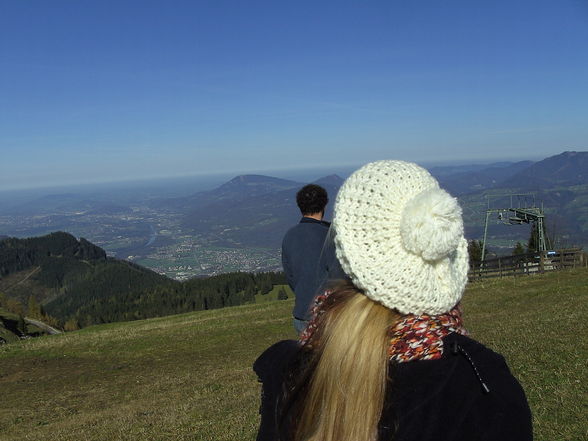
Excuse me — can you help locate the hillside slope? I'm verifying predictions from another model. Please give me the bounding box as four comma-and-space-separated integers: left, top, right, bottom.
152, 174, 302, 212
183, 175, 343, 248
0, 233, 288, 328
434, 160, 535, 196
1, 268, 586, 441
0, 232, 175, 325
502, 151, 588, 189
0, 231, 109, 303
181, 175, 343, 248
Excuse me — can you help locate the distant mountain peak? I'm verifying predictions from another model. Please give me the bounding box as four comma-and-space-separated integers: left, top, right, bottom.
220, 174, 301, 189
313, 174, 344, 186
228, 174, 277, 183
549, 150, 585, 158
559, 150, 581, 158
501, 150, 587, 189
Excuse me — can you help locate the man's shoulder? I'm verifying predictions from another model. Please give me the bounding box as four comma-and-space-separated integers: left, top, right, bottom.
282, 224, 300, 242
288, 218, 330, 232
283, 220, 329, 245
300, 217, 331, 228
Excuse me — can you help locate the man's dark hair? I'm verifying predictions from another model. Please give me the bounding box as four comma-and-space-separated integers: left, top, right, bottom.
296, 184, 328, 215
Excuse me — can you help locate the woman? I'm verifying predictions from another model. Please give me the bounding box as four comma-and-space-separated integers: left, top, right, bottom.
254, 160, 532, 441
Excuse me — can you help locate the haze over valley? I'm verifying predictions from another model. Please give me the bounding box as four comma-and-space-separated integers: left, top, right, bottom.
1, 151, 586, 280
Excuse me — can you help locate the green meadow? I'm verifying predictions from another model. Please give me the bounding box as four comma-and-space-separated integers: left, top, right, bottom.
1, 269, 586, 441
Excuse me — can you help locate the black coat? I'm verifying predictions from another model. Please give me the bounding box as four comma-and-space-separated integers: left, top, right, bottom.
253, 333, 532, 441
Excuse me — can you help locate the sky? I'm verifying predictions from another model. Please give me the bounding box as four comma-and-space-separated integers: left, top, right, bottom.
1, 0, 587, 190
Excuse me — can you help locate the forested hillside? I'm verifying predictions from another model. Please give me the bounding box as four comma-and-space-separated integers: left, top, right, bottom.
0, 233, 287, 330
0, 231, 106, 278
45, 269, 285, 328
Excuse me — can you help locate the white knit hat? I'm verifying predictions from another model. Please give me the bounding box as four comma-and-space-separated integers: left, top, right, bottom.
332, 160, 469, 315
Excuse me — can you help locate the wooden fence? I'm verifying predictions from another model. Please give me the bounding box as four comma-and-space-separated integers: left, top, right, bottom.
468, 248, 586, 280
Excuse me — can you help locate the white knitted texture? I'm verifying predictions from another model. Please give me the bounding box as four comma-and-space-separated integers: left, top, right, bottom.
332, 160, 469, 315
400, 188, 464, 261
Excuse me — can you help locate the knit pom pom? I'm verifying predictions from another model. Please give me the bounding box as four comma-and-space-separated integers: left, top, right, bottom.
400, 188, 464, 261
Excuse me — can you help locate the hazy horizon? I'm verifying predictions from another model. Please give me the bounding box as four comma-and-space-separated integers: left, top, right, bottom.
2, 1, 587, 191
0, 152, 554, 194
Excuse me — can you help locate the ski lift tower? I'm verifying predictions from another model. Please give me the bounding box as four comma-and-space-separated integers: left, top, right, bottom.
481, 193, 550, 262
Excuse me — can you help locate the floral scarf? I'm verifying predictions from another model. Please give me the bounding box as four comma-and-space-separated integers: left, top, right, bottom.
387, 305, 467, 362
299, 290, 467, 363
299, 290, 333, 346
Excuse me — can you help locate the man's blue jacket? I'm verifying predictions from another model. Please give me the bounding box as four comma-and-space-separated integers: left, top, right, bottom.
281, 217, 330, 320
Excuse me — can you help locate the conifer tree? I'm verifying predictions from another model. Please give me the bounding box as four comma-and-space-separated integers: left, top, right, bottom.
277, 288, 288, 300
5, 297, 25, 316
17, 315, 26, 336
27, 296, 42, 319
64, 318, 80, 331
512, 242, 526, 255
467, 240, 487, 266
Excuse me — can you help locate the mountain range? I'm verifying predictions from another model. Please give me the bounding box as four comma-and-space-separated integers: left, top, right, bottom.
1, 151, 587, 330
1, 151, 587, 276
150, 151, 588, 249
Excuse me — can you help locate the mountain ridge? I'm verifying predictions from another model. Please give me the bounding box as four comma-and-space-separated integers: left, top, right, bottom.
152, 174, 302, 211
180, 151, 588, 249
181, 174, 343, 247
499, 151, 588, 189
1, 151, 586, 279
435, 161, 535, 196
0, 232, 287, 329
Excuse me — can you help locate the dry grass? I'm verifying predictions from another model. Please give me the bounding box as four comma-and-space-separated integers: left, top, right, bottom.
462, 269, 587, 441
1, 269, 586, 441
0, 302, 295, 441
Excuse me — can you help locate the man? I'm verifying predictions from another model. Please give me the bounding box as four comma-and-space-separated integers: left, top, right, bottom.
282, 184, 330, 334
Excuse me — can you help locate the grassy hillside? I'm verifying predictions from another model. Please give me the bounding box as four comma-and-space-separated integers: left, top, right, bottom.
1, 269, 586, 441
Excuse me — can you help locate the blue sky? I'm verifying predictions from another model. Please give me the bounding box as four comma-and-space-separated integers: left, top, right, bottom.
1, 0, 587, 190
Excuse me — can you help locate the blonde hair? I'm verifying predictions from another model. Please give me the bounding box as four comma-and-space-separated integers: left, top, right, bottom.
291, 282, 400, 441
